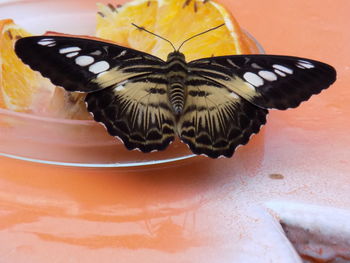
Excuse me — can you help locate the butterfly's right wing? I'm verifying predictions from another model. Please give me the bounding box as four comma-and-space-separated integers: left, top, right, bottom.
188, 55, 336, 110
15, 36, 165, 92
86, 74, 176, 153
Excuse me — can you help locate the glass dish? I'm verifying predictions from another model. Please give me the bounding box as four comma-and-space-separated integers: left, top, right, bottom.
0, 0, 263, 167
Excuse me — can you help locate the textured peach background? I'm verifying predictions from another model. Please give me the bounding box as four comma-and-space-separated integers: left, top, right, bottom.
0, 0, 349, 262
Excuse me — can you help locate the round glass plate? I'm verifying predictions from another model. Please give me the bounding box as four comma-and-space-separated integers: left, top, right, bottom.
0, 0, 263, 167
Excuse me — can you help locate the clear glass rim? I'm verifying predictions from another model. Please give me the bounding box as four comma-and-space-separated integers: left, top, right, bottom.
0, 107, 197, 168
0, 152, 196, 168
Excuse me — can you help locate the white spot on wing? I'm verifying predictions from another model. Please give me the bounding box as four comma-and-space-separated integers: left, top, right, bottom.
90, 50, 102, 56
258, 70, 278, 81
59, 47, 81, 54
243, 72, 264, 87
273, 64, 293, 74
38, 38, 55, 46
75, 56, 94, 66
38, 38, 54, 42
115, 50, 127, 58
89, 61, 110, 74
252, 63, 263, 69
66, 52, 79, 58
297, 60, 315, 69
274, 69, 287, 77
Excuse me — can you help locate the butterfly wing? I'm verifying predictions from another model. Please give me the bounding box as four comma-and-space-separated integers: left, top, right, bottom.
188, 55, 336, 110
177, 75, 268, 158
16, 36, 176, 152
15, 36, 165, 92
86, 74, 176, 152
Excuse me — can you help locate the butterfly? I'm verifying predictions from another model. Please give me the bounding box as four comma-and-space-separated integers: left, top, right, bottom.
14, 24, 336, 158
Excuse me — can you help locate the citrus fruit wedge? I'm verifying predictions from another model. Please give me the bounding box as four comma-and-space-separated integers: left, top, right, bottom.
0, 21, 91, 119
96, 0, 260, 61
0, 19, 55, 112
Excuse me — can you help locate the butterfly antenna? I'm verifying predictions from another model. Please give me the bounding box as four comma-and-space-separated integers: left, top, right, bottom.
177, 23, 225, 51
131, 23, 176, 52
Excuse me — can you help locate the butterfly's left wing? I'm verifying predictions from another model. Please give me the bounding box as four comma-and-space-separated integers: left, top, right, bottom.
15, 36, 165, 92
188, 55, 336, 110
15, 36, 176, 153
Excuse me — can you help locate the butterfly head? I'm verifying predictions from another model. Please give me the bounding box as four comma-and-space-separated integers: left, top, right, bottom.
166, 51, 186, 62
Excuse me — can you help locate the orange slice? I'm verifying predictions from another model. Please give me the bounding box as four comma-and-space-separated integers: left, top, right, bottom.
0, 20, 91, 119
96, 0, 260, 61
0, 19, 56, 112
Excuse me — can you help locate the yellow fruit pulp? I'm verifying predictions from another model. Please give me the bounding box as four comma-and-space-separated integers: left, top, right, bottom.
0, 19, 58, 114
0, 20, 91, 119
96, 0, 259, 61
0, 19, 36, 110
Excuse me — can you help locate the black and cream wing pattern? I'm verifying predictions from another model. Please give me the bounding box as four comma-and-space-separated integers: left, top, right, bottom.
180, 55, 336, 157
85, 74, 177, 153
15, 36, 177, 153
188, 55, 336, 110
14, 35, 336, 158
177, 74, 268, 158
15, 36, 165, 92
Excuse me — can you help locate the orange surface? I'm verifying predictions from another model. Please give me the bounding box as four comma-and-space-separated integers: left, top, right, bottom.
0, 0, 350, 262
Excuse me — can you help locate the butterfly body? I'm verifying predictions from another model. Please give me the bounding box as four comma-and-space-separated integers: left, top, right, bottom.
14, 35, 336, 158
165, 51, 188, 115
